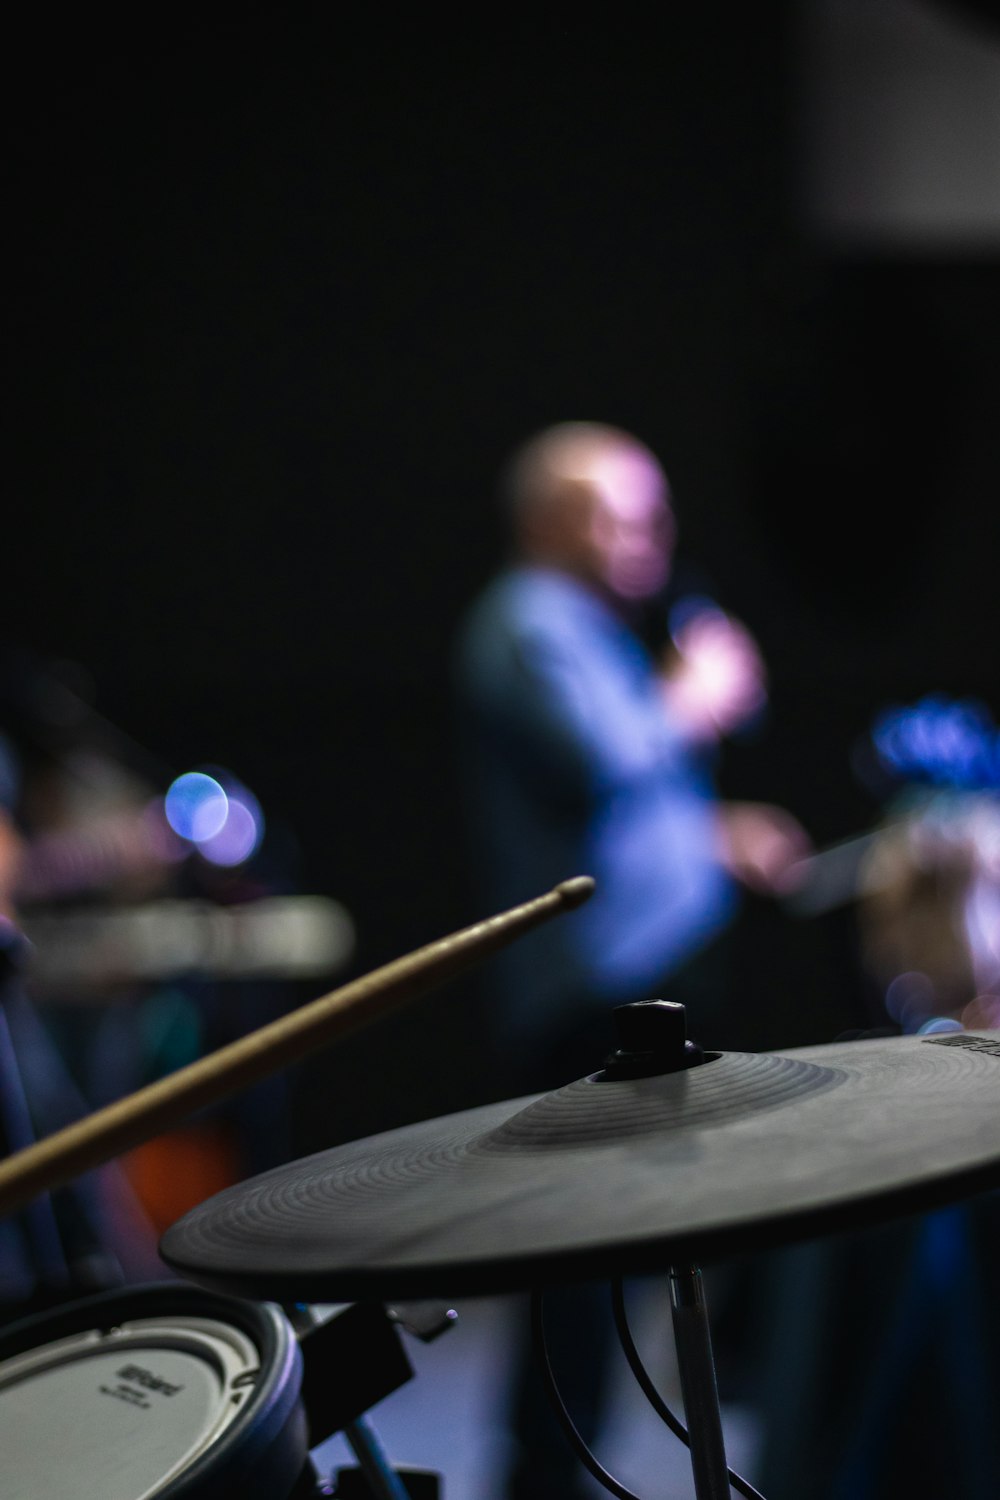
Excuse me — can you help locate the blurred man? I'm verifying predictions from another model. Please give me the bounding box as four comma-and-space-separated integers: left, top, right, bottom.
455, 421, 807, 1499
457, 420, 805, 1089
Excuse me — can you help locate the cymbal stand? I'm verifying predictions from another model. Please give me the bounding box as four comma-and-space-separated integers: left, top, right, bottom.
608, 1002, 735, 1498
668, 1263, 731, 1500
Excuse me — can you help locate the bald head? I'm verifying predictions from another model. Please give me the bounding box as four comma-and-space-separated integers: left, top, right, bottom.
505, 422, 674, 601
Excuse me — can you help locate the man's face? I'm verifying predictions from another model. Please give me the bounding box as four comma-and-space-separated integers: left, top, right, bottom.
572, 444, 674, 600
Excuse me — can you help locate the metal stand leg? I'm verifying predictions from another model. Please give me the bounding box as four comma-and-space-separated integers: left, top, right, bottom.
283, 1302, 419, 1500
343, 1415, 412, 1500
669, 1263, 731, 1500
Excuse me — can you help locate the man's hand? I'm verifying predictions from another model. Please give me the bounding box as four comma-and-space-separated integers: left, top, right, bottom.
718, 801, 812, 895
662, 608, 768, 741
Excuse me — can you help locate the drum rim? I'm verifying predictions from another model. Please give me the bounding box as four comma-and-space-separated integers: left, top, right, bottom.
0, 1280, 309, 1500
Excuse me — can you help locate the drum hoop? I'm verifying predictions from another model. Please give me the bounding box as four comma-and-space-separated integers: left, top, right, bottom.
0, 1281, 309, 1500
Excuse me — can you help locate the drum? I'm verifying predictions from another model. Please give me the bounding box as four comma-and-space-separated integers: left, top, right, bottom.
0, 1282, 316, 1499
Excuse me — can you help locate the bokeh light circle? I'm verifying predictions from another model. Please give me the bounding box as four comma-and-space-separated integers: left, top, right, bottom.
164, 772, 229, 843
198, 794, 263, 866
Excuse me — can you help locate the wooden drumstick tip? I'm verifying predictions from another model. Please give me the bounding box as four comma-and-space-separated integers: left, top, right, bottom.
554, 875, 596, 908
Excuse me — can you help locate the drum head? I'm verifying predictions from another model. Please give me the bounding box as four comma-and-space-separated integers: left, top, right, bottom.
0, 1283, 309, 1500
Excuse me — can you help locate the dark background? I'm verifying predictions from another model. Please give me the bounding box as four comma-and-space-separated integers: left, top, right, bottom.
5, 8, 998, 1155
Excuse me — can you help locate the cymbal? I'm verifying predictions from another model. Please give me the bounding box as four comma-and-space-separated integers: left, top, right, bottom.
160, 1030, 1000, 1301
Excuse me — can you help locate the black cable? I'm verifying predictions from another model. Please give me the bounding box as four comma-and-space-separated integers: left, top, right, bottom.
530, 1289, 641, 1500
611, 1277, 767, 1500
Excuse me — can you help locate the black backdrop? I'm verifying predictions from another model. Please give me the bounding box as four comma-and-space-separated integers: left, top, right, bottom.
5, 10, 998, 1153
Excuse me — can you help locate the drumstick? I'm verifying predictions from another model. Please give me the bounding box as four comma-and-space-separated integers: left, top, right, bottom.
0, 876, 594, 1219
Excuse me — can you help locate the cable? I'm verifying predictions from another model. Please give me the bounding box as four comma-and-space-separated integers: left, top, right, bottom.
531, 1289, 641, 1500
611, 1277, 767, 1500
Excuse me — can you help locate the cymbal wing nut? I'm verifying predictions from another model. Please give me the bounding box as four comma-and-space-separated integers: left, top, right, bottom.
601, 1000, 705, 1080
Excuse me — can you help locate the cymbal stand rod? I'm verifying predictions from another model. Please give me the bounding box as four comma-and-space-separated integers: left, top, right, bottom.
668, 1263, 731, 1500
344, 1416, 413, 1500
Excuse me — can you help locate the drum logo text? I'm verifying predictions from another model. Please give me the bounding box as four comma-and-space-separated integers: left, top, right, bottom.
115, 1363, 183, 1396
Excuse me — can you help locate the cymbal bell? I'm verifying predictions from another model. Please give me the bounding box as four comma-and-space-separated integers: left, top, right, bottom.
160, 1030, 1000, 1302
